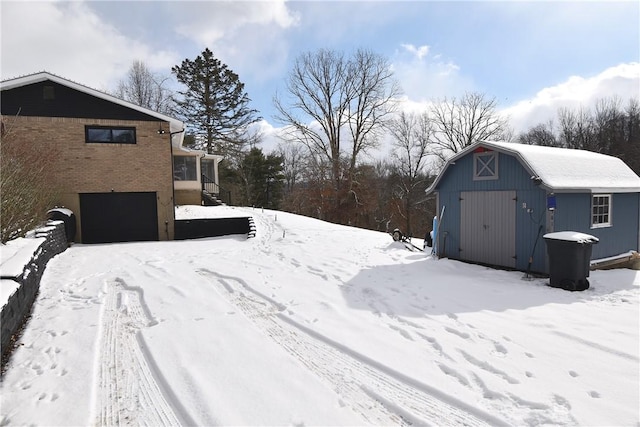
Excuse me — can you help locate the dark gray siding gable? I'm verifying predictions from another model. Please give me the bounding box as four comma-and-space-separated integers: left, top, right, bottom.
1, 81, 160, 121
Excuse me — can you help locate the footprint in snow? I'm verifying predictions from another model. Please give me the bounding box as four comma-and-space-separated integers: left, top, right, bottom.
493, 342, 508, 355
569, 370, 579, 377
444, 326, 471, 339
588, 390, 601, 398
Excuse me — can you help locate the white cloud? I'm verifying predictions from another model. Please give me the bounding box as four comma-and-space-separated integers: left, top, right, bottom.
391, 44, 472, 102
169, 1, 299, 82
172, 1, 298, 46
401, 44, 430, 60
0, 2, 178, 90
503, 63, 640, 134
251, 119, 284, 154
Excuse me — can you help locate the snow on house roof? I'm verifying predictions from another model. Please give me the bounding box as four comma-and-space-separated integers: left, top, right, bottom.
427, 140, 640, 194
0, 71, 184, 137
174, 144, 224, 161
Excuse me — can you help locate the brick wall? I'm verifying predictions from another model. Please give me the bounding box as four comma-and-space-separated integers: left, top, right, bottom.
175, 189, 203, 206
1, 222, 67, 364
6, 116, 175, 241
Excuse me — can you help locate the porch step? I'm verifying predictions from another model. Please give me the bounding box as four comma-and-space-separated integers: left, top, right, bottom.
202, 190, 224, 206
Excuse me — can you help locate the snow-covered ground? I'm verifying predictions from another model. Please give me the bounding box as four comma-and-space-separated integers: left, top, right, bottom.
1, 206, 638, 426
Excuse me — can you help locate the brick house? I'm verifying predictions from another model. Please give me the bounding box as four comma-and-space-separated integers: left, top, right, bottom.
1, 71, 222, 243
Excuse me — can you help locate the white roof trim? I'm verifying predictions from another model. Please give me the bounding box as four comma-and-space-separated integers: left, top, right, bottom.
426, 140, 640, 194
1, 71, 184, 135
174, 146, 224, 162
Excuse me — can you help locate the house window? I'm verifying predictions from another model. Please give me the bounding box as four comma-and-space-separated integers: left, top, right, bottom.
201, 159, 216, 180
86, 126, 136, 144
173, 156, 197, 181
473, 152, 498, 180
592, 194, 612, 228
43, 85, 55, 100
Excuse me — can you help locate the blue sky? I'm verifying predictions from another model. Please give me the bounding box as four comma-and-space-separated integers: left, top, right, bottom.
2, 1, 639, 149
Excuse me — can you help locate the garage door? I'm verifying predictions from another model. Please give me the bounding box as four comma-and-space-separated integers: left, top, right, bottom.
80, 192, 158, 244
460, 191, 516, 268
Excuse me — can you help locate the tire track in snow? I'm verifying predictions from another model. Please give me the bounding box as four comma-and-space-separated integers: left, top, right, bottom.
93, 278, 181, 427
198, 268, 506, 427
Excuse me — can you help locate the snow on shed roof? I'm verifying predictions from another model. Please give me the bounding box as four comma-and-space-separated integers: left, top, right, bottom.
0, 71, 184, 137
427, 140, 640, 194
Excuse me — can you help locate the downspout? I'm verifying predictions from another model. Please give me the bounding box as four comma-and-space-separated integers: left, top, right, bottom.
168, 127, 185, 215
200, 152, 206, 196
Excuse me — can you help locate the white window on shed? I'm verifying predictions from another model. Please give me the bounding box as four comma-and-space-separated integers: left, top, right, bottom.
473, 151, 498, 181
591, 194, 612, 228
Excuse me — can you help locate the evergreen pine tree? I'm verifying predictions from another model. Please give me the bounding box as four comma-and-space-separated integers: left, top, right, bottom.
172, 48, 260, 155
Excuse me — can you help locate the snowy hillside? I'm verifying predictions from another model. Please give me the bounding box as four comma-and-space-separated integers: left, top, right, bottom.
1, 206, 638, 426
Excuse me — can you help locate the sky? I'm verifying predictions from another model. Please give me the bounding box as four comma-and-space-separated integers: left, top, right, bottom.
1, 1, 639, 152
1, 205, 638, 426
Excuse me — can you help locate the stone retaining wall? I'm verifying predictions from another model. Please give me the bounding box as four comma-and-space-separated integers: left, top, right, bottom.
1, 221, 67, 362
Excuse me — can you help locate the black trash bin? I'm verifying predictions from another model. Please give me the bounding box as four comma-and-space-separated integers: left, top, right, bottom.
543, 231, 599, 291
47, 208, 76, 243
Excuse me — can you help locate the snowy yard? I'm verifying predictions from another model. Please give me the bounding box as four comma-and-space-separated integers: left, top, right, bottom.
1, 206, 638, 426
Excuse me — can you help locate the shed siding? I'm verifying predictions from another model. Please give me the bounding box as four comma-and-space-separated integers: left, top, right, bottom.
435, 152, 549, 272
431, 143, 640, 275
554, 193, 640, 259
515, 189, 548, 273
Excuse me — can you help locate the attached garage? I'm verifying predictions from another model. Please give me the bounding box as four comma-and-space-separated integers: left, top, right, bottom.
80, 192, 159, 244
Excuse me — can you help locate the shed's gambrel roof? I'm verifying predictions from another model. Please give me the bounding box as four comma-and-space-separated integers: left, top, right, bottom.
1, 71, 184, 141
427, 140, 640, 194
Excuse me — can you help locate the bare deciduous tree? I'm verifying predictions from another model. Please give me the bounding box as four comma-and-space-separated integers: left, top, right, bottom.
518, 121, 558, 146
558, 106, 597, 150
516, 96, 640, 175
276, 142, 307, 193
388, 111, 433, 236
115, 60, 174, 115
1, 117, 59, 243
274, 48, 400, 222
429, 92, 509, 160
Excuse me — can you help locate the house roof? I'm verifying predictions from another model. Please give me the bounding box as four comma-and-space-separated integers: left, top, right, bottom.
427, 140, 640, 194
0, 71, 185, 138
174, 145, 224, 161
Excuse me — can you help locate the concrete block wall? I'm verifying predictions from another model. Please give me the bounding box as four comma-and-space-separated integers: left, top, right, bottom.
1, 222, 67, 362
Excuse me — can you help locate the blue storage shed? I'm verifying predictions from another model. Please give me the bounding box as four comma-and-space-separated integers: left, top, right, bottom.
425, 140, 640, 274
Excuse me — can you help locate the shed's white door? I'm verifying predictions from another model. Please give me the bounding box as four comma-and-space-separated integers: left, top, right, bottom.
460, 191, 516, 268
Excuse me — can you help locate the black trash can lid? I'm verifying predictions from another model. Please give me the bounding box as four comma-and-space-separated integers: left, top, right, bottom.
47, 208, 74, 217
543, 231, 599, 244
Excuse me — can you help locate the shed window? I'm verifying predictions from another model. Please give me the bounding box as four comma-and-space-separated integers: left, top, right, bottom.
591, 194, 611, 228
473, 152, 498, 180
173, 156, 197, 181
86, 126, 136, 144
